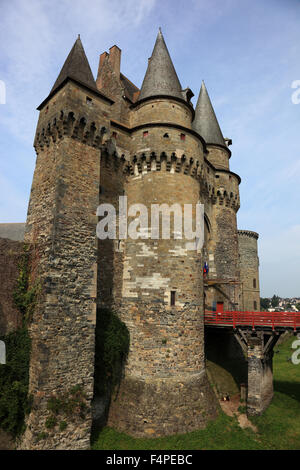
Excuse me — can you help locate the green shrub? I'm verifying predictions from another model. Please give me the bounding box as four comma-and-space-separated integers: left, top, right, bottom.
45, 415, 57, 429
0, 244, 37, 437
59, 421, 67, 431
45, 384, 88, 431
0, 327, 31, 436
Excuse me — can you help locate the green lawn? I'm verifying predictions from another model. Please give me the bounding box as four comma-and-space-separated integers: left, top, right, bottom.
91, 334, 300, 450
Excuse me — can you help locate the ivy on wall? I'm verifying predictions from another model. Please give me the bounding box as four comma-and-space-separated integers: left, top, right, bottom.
0, 327, 31, 436
0, 245, 38, 437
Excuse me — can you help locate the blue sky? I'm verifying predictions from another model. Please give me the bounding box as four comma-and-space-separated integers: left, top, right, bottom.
0, 0, 299, 297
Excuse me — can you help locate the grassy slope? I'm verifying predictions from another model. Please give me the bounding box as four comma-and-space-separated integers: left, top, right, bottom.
91, 335, 300, 450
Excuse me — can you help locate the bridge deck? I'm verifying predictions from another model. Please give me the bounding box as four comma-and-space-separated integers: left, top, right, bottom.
204, 310, 300, 331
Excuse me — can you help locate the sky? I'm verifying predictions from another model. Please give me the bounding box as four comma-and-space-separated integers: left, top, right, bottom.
0, 0, 299, 298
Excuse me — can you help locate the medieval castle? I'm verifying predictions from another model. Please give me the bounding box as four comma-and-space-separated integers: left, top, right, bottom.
0, 30, 262, 449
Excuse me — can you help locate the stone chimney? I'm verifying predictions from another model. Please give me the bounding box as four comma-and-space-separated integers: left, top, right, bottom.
108, 45, 121, 76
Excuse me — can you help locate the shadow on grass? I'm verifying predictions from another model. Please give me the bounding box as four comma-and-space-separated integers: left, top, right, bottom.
274, 380, 300, 401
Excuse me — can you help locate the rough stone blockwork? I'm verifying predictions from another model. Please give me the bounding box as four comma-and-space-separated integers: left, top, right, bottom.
247, 332, 275, 415
19, 135, 100, 450
0, 238, 23, 335
18, 69, 111, 448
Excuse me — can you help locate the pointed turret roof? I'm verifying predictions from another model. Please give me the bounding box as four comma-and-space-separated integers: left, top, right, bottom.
193, 81, 225, 146
50, 35, 98, 95
138, 29, 183, 101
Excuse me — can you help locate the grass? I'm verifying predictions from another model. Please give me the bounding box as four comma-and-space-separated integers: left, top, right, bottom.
91, 334, 300, 450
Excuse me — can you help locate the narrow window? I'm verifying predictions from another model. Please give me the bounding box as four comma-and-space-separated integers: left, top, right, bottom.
216, 175, 220, 178
170, 291, 176, 306
253, 278, 256, 288
254, 300, 257, 310
163, 133, 169, 138
180, 133, 186, 141
86, 96, 92, 106
143, 130, 149, 137
112, 131, 117, 139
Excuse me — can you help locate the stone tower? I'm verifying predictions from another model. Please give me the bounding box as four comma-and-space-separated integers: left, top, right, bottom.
238, 230, 260, 311
105, 30, 217, 437
193, 82, 241, 311
19, 36, 112, 449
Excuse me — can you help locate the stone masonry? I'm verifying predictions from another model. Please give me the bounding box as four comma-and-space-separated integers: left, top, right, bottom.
238, 230, 260, 311
0, 30, 263, 448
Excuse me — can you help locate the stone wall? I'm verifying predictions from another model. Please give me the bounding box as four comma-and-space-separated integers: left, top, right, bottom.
205, 144, 230, 170
238, 230, 260, 311
19, 82, 110, 450
0, 238, 23, 335
106, 144, 218, 436
247, 332, 274, 415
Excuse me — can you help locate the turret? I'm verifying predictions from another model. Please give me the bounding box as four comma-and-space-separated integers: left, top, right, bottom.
19, 36, 112, 450
194, 83, 241, 310
131, 29, 194, 128
107, 29, 217, 438
238, 230, 260, 311
193, 81, 231, 170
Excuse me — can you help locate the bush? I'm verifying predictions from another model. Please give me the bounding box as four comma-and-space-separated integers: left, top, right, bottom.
0, 327, 31, 436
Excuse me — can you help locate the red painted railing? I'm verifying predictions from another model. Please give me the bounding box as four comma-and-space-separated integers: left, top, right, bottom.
204, 310, 300, 332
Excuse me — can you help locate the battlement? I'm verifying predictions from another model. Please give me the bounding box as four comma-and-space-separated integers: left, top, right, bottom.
238, 230, 259, 239
34, 110, 108, 151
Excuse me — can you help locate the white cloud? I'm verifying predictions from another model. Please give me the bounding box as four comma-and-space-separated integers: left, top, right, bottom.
0, 0, 157, 146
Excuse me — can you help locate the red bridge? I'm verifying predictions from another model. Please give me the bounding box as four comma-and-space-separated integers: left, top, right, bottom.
205, 308, 300, 332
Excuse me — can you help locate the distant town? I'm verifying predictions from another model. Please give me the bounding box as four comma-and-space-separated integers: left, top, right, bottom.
260, 296, 300, 312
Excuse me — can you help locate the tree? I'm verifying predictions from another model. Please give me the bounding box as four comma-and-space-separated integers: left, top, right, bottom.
296, 303, 300, 312
271, 295, 280, 308
260, 298, 270, 310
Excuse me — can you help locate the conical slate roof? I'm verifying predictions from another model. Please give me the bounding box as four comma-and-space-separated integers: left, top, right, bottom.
50, 35, 98, 95
193, 81, 225, 146
139, 29, 182, 101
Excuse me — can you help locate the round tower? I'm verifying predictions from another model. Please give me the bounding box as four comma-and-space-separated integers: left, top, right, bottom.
107, 30, 217, 437
193, 81, 231, 170
193, 82, 241, 310
238, 230, 260, 311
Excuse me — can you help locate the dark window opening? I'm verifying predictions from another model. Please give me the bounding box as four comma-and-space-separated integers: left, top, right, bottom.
112, 131, 117, 139
170, 291, 176, 306
86, 96, 92, 105
180, 133, 186, 141
163, 133, 169, 138
253, 278, 256, 288
216, 175, 220, 178
254, 300, 257, 310
143, 130, 149, 137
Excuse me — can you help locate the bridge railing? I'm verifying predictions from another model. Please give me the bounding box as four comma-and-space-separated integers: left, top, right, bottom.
204, 310, 300, 331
